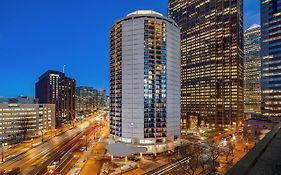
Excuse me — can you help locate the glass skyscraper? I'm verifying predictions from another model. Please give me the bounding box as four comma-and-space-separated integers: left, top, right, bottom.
169, 0, 244, 127
244, 24, 261, 115
110, 10, 181, 153
261, 0, 281, 121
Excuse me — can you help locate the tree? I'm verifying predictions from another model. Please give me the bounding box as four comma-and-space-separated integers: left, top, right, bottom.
206, 140, 221, 170
18, 116, 32, 141
180, 144, 202, 175
177, 140, 222, 175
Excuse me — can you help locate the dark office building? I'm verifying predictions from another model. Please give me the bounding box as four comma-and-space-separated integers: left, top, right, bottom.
36, 70, 76, 127
169, 0, 244, 127
261, 0, 281, 121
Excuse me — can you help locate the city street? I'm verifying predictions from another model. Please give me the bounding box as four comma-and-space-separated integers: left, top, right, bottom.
4, 119, 247, 175
1, 124, 74, 163
79, 120, 109, 175
0, 114, 101, 175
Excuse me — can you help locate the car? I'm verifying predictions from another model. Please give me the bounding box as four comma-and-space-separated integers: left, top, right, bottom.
128, 156, 141, 162
5, 167, 21, 175
79, 147, 85, 152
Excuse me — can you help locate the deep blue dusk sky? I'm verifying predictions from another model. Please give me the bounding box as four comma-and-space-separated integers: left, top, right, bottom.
0, 0, 260, 97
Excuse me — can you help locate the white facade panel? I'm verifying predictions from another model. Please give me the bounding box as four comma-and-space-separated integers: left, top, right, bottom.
166, 23, 181, 137
122, 19, 144, 139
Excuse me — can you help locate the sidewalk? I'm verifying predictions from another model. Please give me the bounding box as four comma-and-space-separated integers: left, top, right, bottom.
68, 121, 109, 175
67, 142, 96, 175
217, 138, 255, 174
79, 141, 106, 175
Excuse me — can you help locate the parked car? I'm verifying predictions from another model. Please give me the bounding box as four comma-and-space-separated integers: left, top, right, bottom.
79, 147, 86, 152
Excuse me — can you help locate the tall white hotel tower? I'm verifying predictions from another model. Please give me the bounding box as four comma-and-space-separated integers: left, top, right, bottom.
110, 10, 181, 153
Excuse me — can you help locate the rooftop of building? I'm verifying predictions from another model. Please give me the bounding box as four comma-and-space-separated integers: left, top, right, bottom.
246, 24, 261, 31
0, 96, 38, 104
113, 9, 178, 28
38, 70, 75, 81
226, 122, 281, 175
38, 70, 65, 80
76, 86, 106, 91
0, 103, 54, 107
245, 118, 274, 123
127, 10, 163, 17
76, 86, 95, 90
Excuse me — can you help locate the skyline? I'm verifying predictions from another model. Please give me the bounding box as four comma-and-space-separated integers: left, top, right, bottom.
0, 1, 277, 174
0, 0, 260, 97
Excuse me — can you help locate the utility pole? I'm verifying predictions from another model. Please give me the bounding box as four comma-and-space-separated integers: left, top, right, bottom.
41, 129, 44, 143
85, 135, 88, 151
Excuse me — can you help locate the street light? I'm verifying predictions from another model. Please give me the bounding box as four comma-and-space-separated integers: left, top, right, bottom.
245, 142, 249, 152
31, 138, 34, 148
41, 129, 44, 143
232, 135, 236, 144
1, 142, 4, 163
58, 158, 61, 175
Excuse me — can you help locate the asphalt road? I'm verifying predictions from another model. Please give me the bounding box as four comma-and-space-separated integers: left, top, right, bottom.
0, 119, 96, 175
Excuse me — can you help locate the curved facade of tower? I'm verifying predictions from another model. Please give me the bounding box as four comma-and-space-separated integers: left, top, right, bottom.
109, 10, 181, 153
